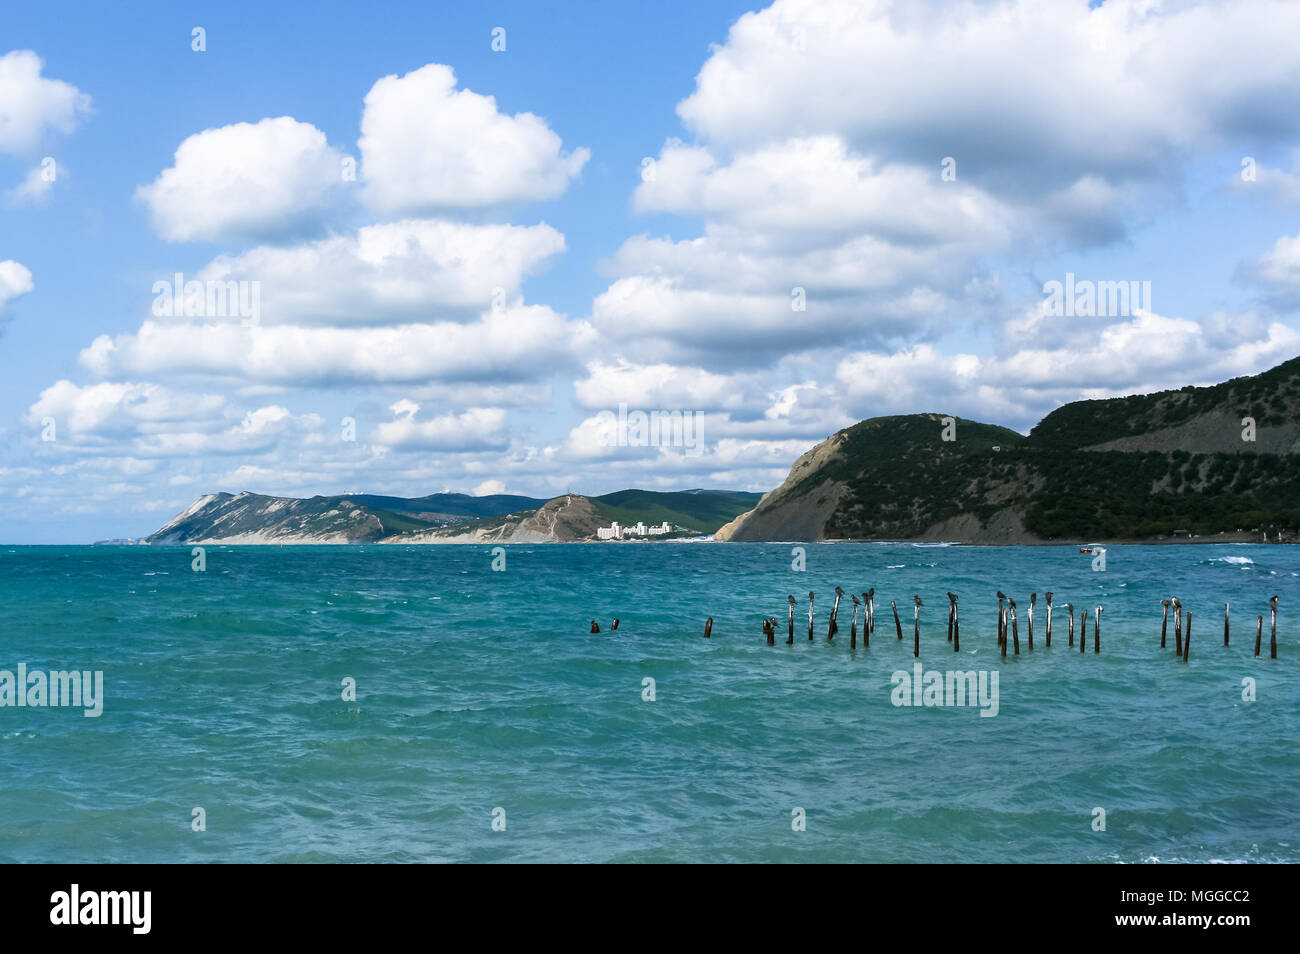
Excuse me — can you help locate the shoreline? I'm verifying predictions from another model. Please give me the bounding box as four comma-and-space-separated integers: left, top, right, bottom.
68, 534, 1291, 548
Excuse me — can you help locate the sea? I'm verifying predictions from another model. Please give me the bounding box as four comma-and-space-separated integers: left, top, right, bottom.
0, 542, 1295, 863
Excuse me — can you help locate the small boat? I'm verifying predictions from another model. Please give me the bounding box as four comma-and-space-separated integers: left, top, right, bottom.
1079, 544, 1105, 554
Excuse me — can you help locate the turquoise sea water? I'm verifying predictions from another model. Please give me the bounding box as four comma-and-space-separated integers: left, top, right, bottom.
0, 542, 1295, 863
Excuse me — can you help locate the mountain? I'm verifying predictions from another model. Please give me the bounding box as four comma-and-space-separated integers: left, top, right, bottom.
146, 488, 761, 544
717, 356, 1300, 543
147, 491, 548, 544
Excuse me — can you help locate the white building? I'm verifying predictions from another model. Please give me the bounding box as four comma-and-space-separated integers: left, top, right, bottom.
596, 519, 673, 539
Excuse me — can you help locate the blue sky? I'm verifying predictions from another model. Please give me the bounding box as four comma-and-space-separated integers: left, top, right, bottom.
3, 0, 1300, 543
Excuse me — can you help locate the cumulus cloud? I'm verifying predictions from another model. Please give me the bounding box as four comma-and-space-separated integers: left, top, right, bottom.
0, 50, 91, 154
359, 63, 589, 214
79, 307, 595, 387
373, 402, 509, 452
836, 311, 1300, 429
26, 380, 227, 441
137, 117, 348, 242
5, 161, 58, 204
677, 0, 1300, 193
1251, 233, 1300, 288
0, 260, 34, 309
188, 219, 565, 325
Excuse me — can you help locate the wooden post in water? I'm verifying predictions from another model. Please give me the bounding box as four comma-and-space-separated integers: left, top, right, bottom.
862, 593, 872, 647
1068, 603, 1075, 648
787, 595, 796, 644
1160, 599, 1170, 648
704, 617, 712, 638
1028, 593, 1036, 650
1079, 606, 1087, 653
1183, 610, 1190, 662
952, 594, 960, 653
828, 586, 844, 641
763, 617, 773, 645
1009, 599, 1020, 655
807, 591, 815, 641
996, 591, 1006, 649
913, 595, 923, 658
1045, 592, 1053, 647
1255, 615, 1263, 658
893, 600, 903, 640
1270, 595, 1278, 659
1095, 606, 1102, 654
1223, 602, 1229, 647
1173, 597, 1182, 657
590, 620, 601, 634
866, 588, 876, 635
850, 594, 860, 649
947, 592, 955, 643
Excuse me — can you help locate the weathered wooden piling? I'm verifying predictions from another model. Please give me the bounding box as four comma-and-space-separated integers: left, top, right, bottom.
952, 595, 960, 652
829, 586, 844, 640
1045, 592, 1054, 647
866, 588, 876, 635
1028, 593, 1036, 650
1095, 606, 1102, 654
1160, 599, 1170, 648
947, 591, 955, 643
764, 617, 774, 645
1255, 615, 1263, 658
1223, 602, 1229, 647
704, 617, 712, 638
1068, 602, 1075, 647
1182, 610, 1190, 662
1009, 599, 1020, 655
850, 594, 860, 649
590, 620, 601, 634
996, 591, 1007, 648
893, 599, 903, 640
1270, 595, 1278, 659
913, 595, 923, 658
1173, 597, 1183, 657
787, 595, 796, 644
1079, 607, 1087, 653
612, 618, 620, 630
807, 591, 815, 641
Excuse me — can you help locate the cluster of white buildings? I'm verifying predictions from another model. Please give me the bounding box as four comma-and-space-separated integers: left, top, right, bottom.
596, 520, 673, 540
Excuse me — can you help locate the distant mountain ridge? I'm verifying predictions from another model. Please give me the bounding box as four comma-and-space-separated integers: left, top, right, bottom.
147, 488, 761, 544
717, 355, 1300, 543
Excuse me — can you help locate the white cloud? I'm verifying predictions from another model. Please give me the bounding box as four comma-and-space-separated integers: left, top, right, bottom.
79, 307, 595, 387
835, 311, 1300, 428
635, 136, 1012, 251
677, 0, 1300, 191
137, 117, 348, 242
1252, 233, 1300, 287
26, 380, 227, 440
5, 161, 57, 204
359, 63, 589, 214
0, 50, 90, 154
573, 360, 756, 412
0, 260, 34, 309
373, 403, 508, 452
190, 218, 565, 325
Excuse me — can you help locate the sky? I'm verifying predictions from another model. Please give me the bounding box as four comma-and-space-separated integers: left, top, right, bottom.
3, 0, 1300, 543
